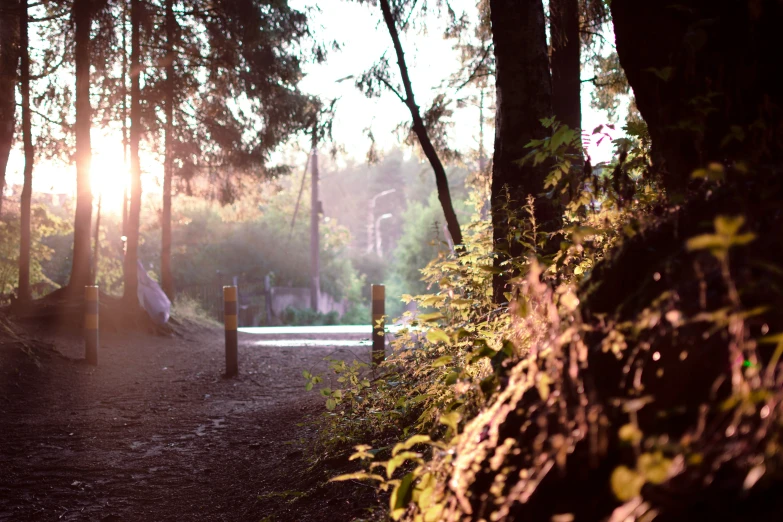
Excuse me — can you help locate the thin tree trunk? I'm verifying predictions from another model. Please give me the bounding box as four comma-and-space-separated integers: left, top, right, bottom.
124, 0, 142, 305
92, 194, 101, 284
0, 0, 20, 216
378, 0, 463, 247
121, 0, 128, 236
550, 0, 581, 133
18, 0, 32, 302
69, 0, 93, 294
489, 0, 555, 303
161, 0, 174, 300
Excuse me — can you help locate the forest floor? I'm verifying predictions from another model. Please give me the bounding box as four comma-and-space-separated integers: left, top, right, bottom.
0, 320, 380, 522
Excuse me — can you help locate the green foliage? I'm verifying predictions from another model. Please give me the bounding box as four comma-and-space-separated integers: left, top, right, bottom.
305, 120, 783, 520
686, 215, 756, 262
171, 294, 221, 327
0, 203, 69, 297
385, 193, 453, 316
280, 306, 340, 326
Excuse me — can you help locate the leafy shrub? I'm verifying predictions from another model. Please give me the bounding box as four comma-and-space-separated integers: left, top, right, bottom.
306, 121, 783, 521
171, 294, 221, 327
280, 306, 340, 326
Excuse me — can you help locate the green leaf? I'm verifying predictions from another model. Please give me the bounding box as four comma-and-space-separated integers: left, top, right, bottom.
638, 452, 672, 484
390, 473, 415, 519
686, 234, 725, 252
611, 465, 644, 501
325, 398, 337, 411
439, 411, 461, 434
426, 329, 451, 345
386, 452, 422, 478
418, 312, 445, 322
551, 125, 575, 150
330, 472, 385, 483
714, 215, 745, 236
392, 434, 431, 456
645, 66, 674, 81
619, 423, 643, 445
731, 232, 756, 246
430, 355, 453, 367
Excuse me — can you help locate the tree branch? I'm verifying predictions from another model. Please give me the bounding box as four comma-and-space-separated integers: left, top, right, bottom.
376, 75, 406, 104
377, 0, 463, 246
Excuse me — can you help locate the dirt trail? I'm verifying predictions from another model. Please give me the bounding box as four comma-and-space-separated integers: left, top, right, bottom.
0, 324, 375, 521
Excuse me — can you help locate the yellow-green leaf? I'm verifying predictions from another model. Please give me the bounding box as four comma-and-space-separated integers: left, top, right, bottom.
330, 472, 385, 483
430, 355, 453, 367
611, 465, 644, 501
638, 452, 672, 485
426, 329, 451, 345
618, 423, 643, 445
392, 434, 431, 456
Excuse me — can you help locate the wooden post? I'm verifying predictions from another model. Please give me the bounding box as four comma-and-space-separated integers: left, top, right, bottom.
84, 286, 99, 365
371, 284, 385, 366
224, 285, 238, 377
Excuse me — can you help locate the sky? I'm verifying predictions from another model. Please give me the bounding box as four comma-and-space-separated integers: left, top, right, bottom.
4, 0, 624, 214
288, 0, 622, 162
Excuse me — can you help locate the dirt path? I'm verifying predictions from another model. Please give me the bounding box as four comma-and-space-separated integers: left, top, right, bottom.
0, 324, 377, 521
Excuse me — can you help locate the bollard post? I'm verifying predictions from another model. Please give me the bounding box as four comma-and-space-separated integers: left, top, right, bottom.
371, 284, 385, 366
84, 286, 99, 365
224, 285, 238, 377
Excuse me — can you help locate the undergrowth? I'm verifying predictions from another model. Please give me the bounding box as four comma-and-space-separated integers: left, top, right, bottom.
306, 120, 783, 521
171, 295, 221, 328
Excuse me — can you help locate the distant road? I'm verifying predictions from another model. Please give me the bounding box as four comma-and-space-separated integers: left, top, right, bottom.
238, 324, 410, 347
239, 325, 373, 336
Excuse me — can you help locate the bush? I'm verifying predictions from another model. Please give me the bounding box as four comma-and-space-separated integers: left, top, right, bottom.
279, 306, 340, 326
171, 294, 221, 327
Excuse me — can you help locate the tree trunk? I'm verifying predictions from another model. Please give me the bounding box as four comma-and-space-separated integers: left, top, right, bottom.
161, 0, 174, 300
121, 0, 128, 237
124, 0, 142, 305
611, 0, 783, 195
550, 0, 581, 132
0, 0, 20, 216
489, 0, 555, 302
69, 0, 93, 294
18, 0, 32, 303
92, 194, 101, 284
378, 0, 463, 247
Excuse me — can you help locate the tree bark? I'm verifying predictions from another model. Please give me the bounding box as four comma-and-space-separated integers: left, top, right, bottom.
161, 0, 174, 300
611, 0, 783, 195
378, 0, 463, 247
69, 0, 93, 294
0, 0, 20, 216
489, 0, 555, 303
121, 0, 128, 237
124, 0, 142, 305
18, 0, 32, 302
550, 0, 581, 132
92, 194, 101, 284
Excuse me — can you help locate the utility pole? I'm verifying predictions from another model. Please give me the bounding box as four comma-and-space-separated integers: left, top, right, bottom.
310, 122, 320, 311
